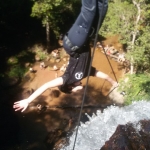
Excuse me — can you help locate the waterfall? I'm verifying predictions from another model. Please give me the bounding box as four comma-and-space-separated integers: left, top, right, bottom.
61, 101, 150, 150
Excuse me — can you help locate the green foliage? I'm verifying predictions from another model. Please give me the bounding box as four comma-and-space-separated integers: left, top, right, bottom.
31, 44, 48, 60
7, 57, 18, 65
31, 0, 79, 36
126, 26, 150, 72
31, 0, 63, 35
8, 65, 27, 78
6, 50, 36, 78
104, 1, 150, 107
101, 0, 150, 73
101, 0, 136, 44
36, 49, 47, 60
119, 73, 150, 105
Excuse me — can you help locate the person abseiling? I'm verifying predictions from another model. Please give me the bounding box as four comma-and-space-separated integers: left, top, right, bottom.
13, 0, 117, 112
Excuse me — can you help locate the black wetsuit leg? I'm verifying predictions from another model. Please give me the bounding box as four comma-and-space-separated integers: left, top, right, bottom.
63, 0, 108, 56
67, 0, 97, 47
63, 0, 97, 56
97, 0, 108, 29
92, 0, 108, 35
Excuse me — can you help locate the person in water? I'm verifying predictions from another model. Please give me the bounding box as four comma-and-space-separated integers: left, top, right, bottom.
13, 0, 117, 112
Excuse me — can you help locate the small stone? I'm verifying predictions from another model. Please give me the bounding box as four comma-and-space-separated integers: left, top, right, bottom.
25, 62, 30, 67
55, 59, 61, 63
50, 58, 55, 63
63, 58, 67, 61
35, 55, 40, 61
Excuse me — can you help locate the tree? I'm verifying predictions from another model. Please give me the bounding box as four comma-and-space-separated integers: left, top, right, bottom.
100, 0, 150, 103
101, 0, 150, 73
31, 0, 80, 52
31, 0, 62, 51
126, 0, 150, 73
100, 0, 135, 42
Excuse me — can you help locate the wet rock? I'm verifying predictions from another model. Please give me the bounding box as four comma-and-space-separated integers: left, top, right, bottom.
101, 120, 150, 150
24, 73, 36, 82
52, 65, 59, 71
36, 104, 48, 114
21, 88, 34, 98
44, 129, 68, 150
40, 62, 46, 69
25, 62, 30, 67
60, 64, 67, 72
50, 89, 61, 98
46, 56, 50, 61
50, 58, 55, 63
108, 85, 124, 105
63, 58, 67, 61
56, 59, 61, 63
51, 49, 60, 59
29, 67, 37, 73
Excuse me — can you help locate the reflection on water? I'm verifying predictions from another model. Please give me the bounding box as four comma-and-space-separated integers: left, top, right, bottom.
61, 101, 150, 150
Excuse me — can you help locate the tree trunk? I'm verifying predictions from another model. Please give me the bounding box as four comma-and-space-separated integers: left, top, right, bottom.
130, 0, 141, 74
46, 17, 50, 52
131, 0, 141, 45
130, 57, 134, 74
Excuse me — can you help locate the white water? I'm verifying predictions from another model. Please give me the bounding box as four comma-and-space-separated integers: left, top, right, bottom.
61, 101, 150, 150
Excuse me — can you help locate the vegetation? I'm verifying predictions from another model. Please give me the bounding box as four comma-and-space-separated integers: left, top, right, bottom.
100, 0, 150, 104
31, 0, 81, 50
0, 0, 150, 104
119, 73, 150, 105
101, 0, 150, 71
32, 44, 48, 60
5, 49, 31, 77
8, 65, 27, 78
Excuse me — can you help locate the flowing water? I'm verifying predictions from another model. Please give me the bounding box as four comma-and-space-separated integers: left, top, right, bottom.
61, 101, 150, 150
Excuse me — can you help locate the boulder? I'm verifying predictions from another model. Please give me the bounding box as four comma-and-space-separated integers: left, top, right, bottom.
44, 129, 68, 150
101, 120, 150, 150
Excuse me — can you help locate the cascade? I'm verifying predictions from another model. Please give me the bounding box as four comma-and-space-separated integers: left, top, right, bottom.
61, 101, 150, 150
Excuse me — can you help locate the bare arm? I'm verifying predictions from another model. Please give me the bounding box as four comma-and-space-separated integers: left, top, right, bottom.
27, 77, 63, 103
13, 77, 63, 112
95, 70, 117, 86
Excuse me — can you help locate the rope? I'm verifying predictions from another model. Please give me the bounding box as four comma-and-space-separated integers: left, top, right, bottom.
72, 0, 121, 148
100, 43, 118, 83
72, 1, 106, 149
99, 43, 119, 97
